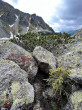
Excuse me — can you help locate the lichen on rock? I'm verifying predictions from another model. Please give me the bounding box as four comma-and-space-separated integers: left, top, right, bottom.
0, 40, 38, 79
63, 91, 82, 110
0, 59, 34, 109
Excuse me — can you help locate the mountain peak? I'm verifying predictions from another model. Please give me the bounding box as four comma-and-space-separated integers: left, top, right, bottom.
0, 0, 55, 38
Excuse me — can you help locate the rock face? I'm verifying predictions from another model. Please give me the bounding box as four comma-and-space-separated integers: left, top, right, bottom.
0, 41, 38, 79
33, 46, 56, 73
0, 59, 34, 109
56, 35, 82, 110
63, 90, 82, 110
30, 14, 55, 35
57, 41, 82, 84
74, 29, 82, 38
0, 19, 10, 38
0, 0, 55, 36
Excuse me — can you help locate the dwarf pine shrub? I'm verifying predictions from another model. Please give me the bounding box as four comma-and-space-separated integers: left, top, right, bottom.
45, 68, 71, 98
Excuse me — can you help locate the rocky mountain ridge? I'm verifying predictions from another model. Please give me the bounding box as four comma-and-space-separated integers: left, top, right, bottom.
0, 0, 55, 38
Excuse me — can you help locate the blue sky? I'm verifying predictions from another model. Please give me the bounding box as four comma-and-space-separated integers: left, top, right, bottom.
12, 0, 18, 3
3, 0, 82, 32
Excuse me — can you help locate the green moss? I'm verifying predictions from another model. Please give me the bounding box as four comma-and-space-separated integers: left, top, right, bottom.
11, 82, 21, 95
0, 59, 18, 66
11, 82, 34, 107
70, 68, 82, 77
70, 91, 82, 110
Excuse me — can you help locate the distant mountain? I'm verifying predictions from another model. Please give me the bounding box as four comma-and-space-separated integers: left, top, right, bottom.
66, 30, 77, 35
0, 0, 55, 38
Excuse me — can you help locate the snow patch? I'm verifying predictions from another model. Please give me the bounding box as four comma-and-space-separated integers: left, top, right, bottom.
13, 34, 19, 40
15, 14, 19, 21
10, 32, 13, 39
0, 37, 10, 41
0, 14, 3, 17
17, 33, 20, 35
36, 27, 38, 30
0, 31, 14, 41
9, 24, 14, 27
37, 36, 40, 39
27, 27, 29, 32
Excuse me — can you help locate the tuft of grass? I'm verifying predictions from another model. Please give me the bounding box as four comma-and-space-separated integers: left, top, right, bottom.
45, 68, 72, 98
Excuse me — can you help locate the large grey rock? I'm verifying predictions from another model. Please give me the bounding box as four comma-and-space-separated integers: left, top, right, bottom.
0, 59, 34, 109
0, 40, 38, 79
33, 46, 56, 73
63, 90, 82, 110
57, 42, 82, 84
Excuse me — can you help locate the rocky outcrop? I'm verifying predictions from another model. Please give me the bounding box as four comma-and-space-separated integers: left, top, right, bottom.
0, 0, 55, 37
55, 35, 82, 110
0, 41, 38, 79
74, 29, 82, 37
63, 90, 82, 110
0, 59, 34, 110
0, 30, 82, 110
30, 14, 55, 35
33, 46, 56, 73
57, 41, 82, 84
0, 19, 10, 38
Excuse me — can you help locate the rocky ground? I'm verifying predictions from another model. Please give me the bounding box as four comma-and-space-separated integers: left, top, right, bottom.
0, 31, 82, 110
0, 29, 82, 110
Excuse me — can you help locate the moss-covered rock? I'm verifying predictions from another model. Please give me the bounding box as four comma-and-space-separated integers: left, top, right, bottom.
0, 59, 34, 109
57, 41, 82, 84
0, 40, 38, 79
63, 91, 82, 110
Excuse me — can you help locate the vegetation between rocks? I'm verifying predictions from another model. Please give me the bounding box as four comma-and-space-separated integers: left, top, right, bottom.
46, 68, 72, 97
10, 32, 75, 55
44, 68, 72, 110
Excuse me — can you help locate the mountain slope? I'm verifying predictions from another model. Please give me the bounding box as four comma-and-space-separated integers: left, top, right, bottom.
0, 19, 10, 38
0, 0, 55, 38
74, 28, 82, 36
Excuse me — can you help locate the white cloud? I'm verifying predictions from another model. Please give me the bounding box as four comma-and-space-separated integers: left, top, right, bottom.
59, 19, 64, 23
50, 21, 80, 32
50, 22, 61, 32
